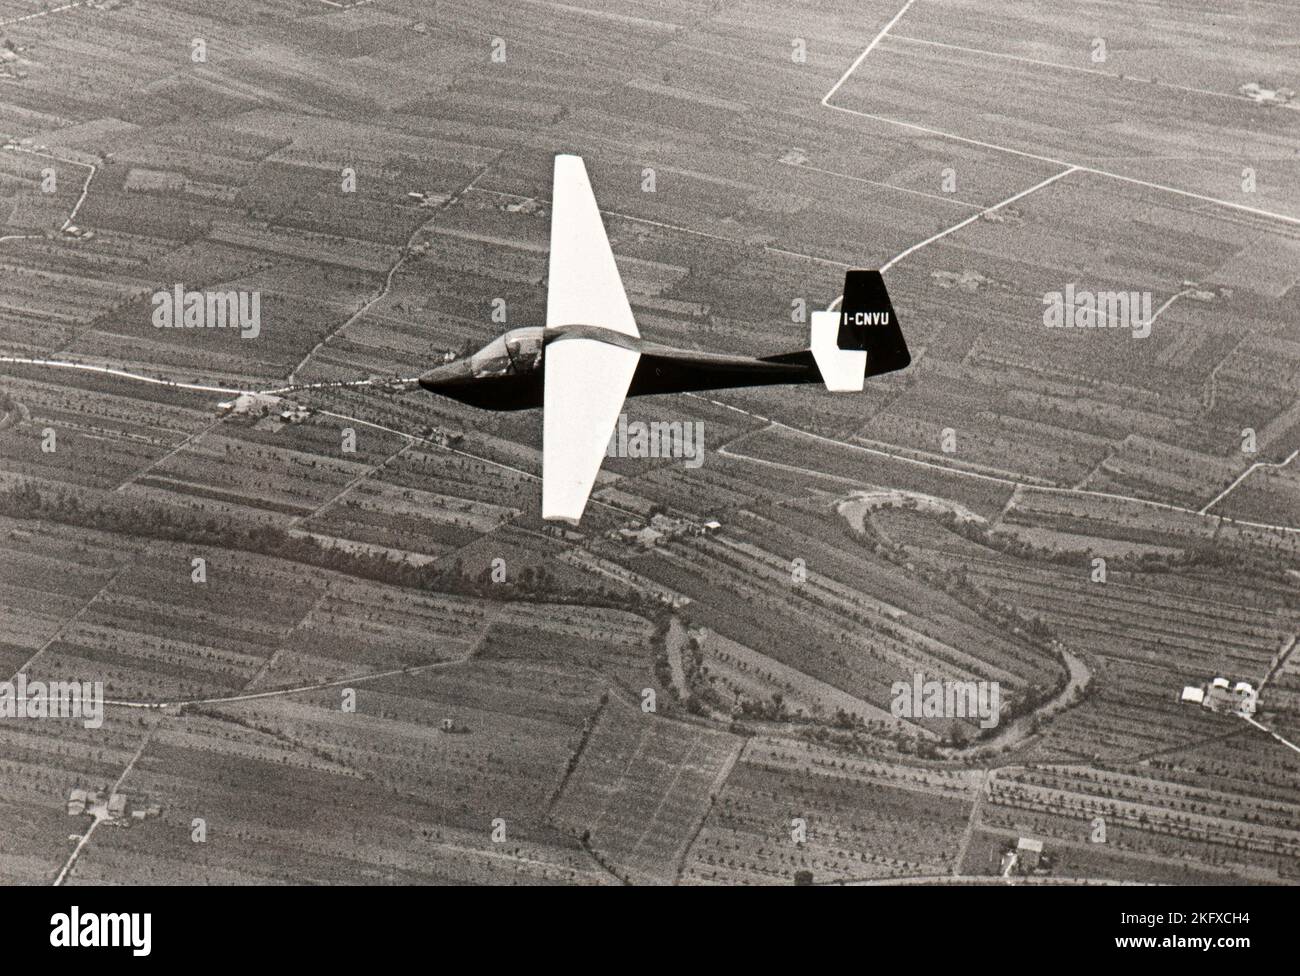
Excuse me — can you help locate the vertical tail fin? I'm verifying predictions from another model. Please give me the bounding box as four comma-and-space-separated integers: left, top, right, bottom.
809, 270, 909, 391
840, 270, 909, 376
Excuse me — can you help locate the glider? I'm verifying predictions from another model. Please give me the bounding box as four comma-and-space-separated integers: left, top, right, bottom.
419, 154, 910, 523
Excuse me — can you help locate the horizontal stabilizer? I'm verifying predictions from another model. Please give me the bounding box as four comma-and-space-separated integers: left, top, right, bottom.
810, 310, 865, 391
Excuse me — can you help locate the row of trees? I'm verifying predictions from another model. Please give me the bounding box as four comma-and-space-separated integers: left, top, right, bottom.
0, 480, 658, 615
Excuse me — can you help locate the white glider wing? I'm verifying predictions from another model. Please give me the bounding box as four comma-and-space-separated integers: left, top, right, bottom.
541, 154, 641, 523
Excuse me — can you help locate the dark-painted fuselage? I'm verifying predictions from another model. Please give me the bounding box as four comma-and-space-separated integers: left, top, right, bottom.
417, 326, 825, 411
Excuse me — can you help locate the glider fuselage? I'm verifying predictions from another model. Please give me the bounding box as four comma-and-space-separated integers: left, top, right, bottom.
418, 325, 824, 411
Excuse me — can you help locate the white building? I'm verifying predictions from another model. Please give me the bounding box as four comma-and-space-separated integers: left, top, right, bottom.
1016, 837, 1043, 871
1233, 681, 1258, 717
1181, 676, 1258, 718
1179, 686, 1205, 705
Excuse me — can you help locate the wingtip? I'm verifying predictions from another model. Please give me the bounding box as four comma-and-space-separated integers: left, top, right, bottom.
542, 511, 584, 527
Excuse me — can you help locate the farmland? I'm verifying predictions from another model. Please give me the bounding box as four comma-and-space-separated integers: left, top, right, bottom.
0, 0, 1297, 885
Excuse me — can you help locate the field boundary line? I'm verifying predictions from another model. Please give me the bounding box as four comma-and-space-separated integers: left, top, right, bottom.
0, 355, 250, 395
0, 1, 83, 29
292, 439, 414, 526
2, 146, 97, 233
1242, 715, 1300, 756
820, 10, 1300, 229
1259, 634, 1297, 693
821, 0, 917, 107
674, 734, 744, 883
881, 165, 1077, 274
782, 158, 982, 210
241, 588, 332, 692
104, 655, 469, 709
1199, 448, 1299, 514
885, 34, 1286, 110
10, 563, 131, 682
822, 125, 1077, 309
114, 416, 227, 493
821, 101, 1300, 228
287, 164, 494, 384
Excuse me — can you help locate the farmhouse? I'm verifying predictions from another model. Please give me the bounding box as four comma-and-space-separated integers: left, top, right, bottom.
1178, 677, 1257, 717
1230, 681, 1257, 717
66, 788, 89, 816
613, 513, 694, 549
1017, 837, 1043, 870
409, 190, 451, 207
217, 392, 281, 417
1000, 837, 1052, 877
1239, 82, 1293, 105
617, 526, 665, 549
67, 786, 161, 826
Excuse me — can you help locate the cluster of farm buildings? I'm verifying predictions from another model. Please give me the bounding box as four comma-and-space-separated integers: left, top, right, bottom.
1179, 676, 1258, 717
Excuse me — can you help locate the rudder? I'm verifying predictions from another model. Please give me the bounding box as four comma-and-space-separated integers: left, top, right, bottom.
839, 270, 909, 376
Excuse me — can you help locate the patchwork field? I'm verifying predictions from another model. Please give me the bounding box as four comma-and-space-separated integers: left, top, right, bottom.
0, 0, 1296, 885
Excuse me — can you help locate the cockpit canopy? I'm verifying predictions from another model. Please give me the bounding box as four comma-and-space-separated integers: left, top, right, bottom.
468, 327, 545, 378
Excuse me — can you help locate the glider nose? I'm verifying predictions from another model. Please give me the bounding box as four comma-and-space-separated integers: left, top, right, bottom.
418, 357, 474, 393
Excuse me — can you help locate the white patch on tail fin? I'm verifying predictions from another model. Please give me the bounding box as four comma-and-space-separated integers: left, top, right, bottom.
810, 310, 865, 391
